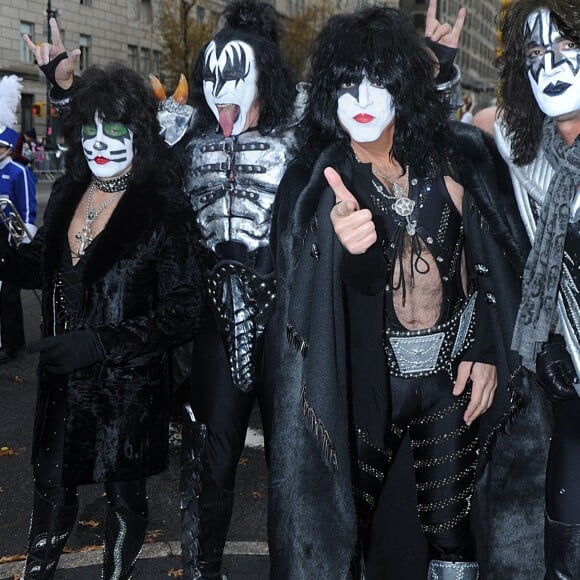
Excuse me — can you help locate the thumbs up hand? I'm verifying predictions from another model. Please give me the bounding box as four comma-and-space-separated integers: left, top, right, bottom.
326, 167, 377, 255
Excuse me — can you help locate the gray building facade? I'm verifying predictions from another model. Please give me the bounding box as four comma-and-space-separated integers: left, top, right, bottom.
400, 0, 501, 109
0, 0, 165, 141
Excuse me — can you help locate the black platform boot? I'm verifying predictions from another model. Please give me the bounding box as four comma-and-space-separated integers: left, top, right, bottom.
102, 504, 148, 580
196, 486, 234, 580
545, 514, 580, 579
23, 488, 78, 579
181, 409, 208, 579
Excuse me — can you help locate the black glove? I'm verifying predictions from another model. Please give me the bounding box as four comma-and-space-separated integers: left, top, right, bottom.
0, 231, 14, 259
535, 334, 579, 402
425, 38, 457, 84
38, 52, 69, 88
27, 329, 105, 374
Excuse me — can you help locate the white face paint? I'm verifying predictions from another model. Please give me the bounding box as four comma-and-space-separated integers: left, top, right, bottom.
202, 40, 259, 137
525, 8, 580, 118
81, 114, 134, 179
337, 75, 395, 143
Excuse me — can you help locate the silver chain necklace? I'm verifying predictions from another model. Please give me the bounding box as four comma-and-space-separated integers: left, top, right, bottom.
353, 151, 417, 235
372, 165, 415, 220
370, 177, 417, 236
74, 182, 123, 256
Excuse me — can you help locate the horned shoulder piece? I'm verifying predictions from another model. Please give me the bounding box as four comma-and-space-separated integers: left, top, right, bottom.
150, 74, 196, 147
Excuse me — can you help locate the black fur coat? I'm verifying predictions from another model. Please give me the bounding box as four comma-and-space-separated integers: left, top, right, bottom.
2, 171, 203, 485
268, 123, 551, 579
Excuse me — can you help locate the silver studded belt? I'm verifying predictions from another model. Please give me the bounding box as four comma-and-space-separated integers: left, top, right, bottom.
384, 292, 477, 378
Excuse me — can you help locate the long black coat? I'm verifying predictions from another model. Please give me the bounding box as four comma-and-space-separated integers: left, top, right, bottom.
268, 123, 549, 579
2, 172, 203, 485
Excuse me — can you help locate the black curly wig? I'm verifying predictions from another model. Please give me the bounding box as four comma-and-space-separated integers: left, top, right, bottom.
190, 0, 296, 135
297, 6, 452, 174
498, 0, 580, 165
61, 63, 179, 187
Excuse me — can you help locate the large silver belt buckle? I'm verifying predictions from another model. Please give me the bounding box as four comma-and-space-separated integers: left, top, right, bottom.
389, 332, 445, 375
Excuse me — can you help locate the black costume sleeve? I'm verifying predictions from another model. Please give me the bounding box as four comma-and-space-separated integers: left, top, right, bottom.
456, 183, 496, 365
0, 226, 44, 289
340, 244, 389, 296
94, 197, 203, 364
462, 288, 496, 365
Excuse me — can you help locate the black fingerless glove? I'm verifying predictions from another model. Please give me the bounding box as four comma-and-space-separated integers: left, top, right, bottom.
38, 52, 69, 88
28, 329, 105, 374
39, 53, 76, 111
535, 334, 579, 402
425, 38, 457, 84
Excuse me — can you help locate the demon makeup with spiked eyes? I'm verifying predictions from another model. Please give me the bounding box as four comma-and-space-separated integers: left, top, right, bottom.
337, 75, 395, 143
202, 40, 259, 137
524, 8, 580, 118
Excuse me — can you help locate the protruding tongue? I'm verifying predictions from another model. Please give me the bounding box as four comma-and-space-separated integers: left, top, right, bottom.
218, 105, 240, 137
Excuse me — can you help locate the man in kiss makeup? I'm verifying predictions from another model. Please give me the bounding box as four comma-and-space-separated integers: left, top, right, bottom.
0, 62, 202, 579
268, 5, 532, 579
176, 2, 298, 577
491, 0, 580, 576
24, 3, 297, 577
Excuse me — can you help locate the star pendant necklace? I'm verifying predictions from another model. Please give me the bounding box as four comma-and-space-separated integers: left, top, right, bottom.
75, 182, 123, 256
372, 165, 417, 236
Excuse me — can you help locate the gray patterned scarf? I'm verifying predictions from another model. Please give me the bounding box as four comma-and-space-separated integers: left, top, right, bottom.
512, 117, 580, 371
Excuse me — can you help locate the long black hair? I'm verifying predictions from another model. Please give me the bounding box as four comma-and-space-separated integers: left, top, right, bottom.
61, 63, 179, 186
190, 0, 296, 135
298, 6, 451, 175
498, 0, 580, 165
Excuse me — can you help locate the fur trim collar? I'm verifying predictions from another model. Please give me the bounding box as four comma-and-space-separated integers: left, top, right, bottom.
44, 174, 167, 285
289, 142, 345, 239
450, 122, 530, 274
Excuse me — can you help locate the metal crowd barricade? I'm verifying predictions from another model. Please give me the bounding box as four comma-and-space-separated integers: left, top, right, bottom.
32, 149, 65, 182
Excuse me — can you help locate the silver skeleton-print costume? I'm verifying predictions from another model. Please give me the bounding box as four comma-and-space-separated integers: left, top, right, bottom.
495, 120, 580, 395
185, 129, 295, 391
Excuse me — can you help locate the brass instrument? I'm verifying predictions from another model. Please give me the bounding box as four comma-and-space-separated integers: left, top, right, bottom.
0, 196, 34, 247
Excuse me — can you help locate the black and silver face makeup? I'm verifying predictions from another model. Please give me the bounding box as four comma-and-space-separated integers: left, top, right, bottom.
336, 74, 394, 143
81, 113, 134, 179
202, 40, 259, 137
524, 8, 580, 118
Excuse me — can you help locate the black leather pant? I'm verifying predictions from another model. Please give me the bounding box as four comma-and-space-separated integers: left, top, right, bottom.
546, 398, 580, 524
355, 370, 478, 563
190, 315, 274, 492
0, 279, 24, 350
181, 313, 274, 576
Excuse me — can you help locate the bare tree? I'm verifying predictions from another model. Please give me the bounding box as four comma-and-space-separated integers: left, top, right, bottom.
280, 0, 342, 80
158, 0, 214, 89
